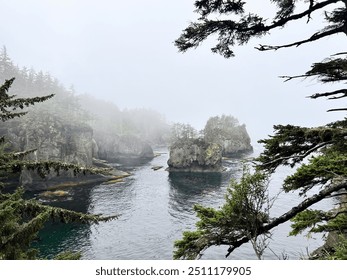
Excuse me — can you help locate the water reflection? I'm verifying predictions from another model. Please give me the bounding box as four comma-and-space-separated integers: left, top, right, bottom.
34, 183, 96, 258
33, 150, 260, 260
168, 172, 223, 195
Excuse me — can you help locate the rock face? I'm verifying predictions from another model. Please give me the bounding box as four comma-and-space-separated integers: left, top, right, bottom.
97, 134, 154, 162
117, 135, 154, 159
1, 117, 101, 190
204, 121, 253, 157
167, 139, 223, 172
3, 118, 95, 166
219, 124, 253, 156
2, 113, 155, 189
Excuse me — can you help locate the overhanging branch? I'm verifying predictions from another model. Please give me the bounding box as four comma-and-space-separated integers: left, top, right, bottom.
225, 181, 347, 257
309, 89, 347, 99
266, 0, 341, 30
256, 26, 344, 51
260, 141, 331, 169
327, 108, 347, 112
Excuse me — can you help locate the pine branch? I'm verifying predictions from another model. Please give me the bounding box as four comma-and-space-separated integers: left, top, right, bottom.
177, 0, 342, 56
1, 211, 50, 249
327, 108, 347, 112
21, 199, 119, 224
309, 89, 347, 100
0, 196, 119, 256
307, 0, 315, 23
325, 210, 347, 220
225, 180, 347, 257
0, 94, 55, 110
0, 112, 27, 122
327, 192, 347, 198
256, 26, 344, 51
266, 0, 341, 30
332, 52, 347, 56
0, 78, 15, 97
0, 160, 112, 178
260, 141, 332, 169
12, 149, 38, 159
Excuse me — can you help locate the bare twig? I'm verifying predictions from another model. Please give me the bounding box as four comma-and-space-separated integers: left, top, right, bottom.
256, 26, 344, 51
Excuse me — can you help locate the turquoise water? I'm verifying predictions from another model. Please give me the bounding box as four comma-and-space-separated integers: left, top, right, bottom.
34, 147, 328, 260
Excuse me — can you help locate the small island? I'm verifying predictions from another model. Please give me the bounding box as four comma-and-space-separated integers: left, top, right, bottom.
167, 115, 253, 172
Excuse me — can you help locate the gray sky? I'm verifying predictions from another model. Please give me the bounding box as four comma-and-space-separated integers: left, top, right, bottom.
0, 0, 345, 142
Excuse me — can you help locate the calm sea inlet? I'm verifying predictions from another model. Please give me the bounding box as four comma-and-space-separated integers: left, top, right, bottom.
35, 145, 329, 260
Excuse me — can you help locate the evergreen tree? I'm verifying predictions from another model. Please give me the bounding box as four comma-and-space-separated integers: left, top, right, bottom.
0, 78, 115, 260
173, 0, 347, 259
204, 115, 239, 143
169, 122, 199, 144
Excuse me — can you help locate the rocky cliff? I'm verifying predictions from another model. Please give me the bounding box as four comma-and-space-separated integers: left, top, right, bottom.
219, 124, 253, 156
167, 139, 223, 172
96, 134, 154, 162
2, 110, 156, 189
1, 113, 104, 190
204, 116, 253, 157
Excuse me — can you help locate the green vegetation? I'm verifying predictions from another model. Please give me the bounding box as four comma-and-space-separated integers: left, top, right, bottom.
174, 167, 271, 259
0, 78, 116, 259
174, 0, 347, 259
204, 115, 239, 144
169, 122, 199, 145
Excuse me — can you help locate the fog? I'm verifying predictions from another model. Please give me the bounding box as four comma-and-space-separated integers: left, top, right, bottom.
0, 0, 345, 142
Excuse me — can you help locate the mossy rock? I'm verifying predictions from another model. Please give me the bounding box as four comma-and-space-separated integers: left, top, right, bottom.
39, 190, 69, 197
151, 166, 163, 171
102, 179, 124, 185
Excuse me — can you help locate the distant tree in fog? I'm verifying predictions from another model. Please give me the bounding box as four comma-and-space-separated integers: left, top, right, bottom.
203, 114, 239, 143
169, 122, 198, 144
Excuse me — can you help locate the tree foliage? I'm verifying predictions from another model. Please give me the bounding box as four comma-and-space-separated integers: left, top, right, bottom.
173, 0, 347, 260
176, 0, 346, 58
169, 122, 199, 144
174, 167, 271, 259
0, 78, 53, 122
0, 187, 115, 260
0, 79, 116, 259
203, 115, 239, 143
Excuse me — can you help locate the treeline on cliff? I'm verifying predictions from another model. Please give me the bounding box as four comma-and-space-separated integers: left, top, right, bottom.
0, 46, 170, 146
0, 46, 170, 187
